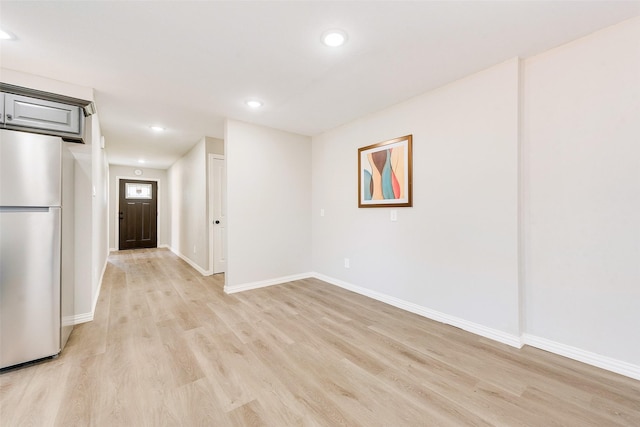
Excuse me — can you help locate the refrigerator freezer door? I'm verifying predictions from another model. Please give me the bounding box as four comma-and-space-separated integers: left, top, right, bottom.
0, 130, 62, 207
0, 207, 61, 369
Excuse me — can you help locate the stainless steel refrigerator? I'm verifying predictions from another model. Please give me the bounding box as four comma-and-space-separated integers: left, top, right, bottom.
0, 129, 68, 369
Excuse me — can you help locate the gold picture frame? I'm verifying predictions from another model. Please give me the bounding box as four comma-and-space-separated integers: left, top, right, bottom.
358, 135, 413, 208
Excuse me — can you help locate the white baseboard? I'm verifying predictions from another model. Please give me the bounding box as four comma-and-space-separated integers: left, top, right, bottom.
312, 273, 638, 380
92, 255, 108, 314
106, 258, 636, 380
169, 246, 211, 276
312, 272, 523, 349
71, 253, 109, 325
110, 244, 169, 252
522, 333, 640, 381
71, 311, 94, 325
224, 272, 314, 294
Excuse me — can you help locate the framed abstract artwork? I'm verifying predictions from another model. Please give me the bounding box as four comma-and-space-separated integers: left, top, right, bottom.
358, 135, 413, 208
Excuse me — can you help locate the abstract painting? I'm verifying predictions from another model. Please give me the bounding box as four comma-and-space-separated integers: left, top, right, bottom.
358, 135, 413, 208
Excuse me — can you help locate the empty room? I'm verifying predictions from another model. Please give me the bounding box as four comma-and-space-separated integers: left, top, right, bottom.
0, 1, 639, 425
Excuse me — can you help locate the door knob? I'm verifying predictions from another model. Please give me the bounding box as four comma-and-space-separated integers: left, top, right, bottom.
119, 211, 124, 220
215, 220, 220, 224
6, 114, 12, 121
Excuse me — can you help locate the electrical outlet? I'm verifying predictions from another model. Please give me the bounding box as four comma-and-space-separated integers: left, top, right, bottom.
193, 245, 197, 254
390, 210, 397, 221
344, 258, 350, 268
320, 208, 325, 217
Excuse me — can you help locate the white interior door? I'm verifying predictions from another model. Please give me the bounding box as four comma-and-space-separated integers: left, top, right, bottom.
209, 155, 226, 274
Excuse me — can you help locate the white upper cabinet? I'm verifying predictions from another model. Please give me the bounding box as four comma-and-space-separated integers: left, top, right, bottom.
0, 84, 94, 143
3, 94, 81, 135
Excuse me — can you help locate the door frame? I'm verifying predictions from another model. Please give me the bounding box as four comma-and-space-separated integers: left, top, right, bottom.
115, 175, 162, 250
208, 154, 225, 275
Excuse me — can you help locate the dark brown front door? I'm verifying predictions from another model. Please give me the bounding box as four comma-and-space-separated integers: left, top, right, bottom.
119, 179, 157, 250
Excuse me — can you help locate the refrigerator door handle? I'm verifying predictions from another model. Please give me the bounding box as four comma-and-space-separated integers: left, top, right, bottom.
0, 207, 50, 213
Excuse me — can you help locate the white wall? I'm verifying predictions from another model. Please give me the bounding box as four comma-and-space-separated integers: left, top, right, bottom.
522, 17, 640, 367
168, 138, 208, 272
0, 68, 93, 101
108, 165, 170, 250
225, 120, 312, 291
312, 59, 521, 342
65, 115, 108, 321
69, 146, 92, 318
205, 136, 224, 155
91, 115, 109, 315
60, 142, 75, 331
308, 18, 640, 376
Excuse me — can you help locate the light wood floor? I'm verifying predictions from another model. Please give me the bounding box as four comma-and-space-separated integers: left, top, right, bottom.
1, 249, 639, 426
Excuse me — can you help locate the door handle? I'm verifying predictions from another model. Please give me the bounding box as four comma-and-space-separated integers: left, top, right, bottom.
215, 220, 220, 224
6, 114, 12, 121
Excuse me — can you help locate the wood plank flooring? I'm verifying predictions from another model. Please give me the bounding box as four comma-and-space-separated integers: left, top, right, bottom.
1, 248, 639, 426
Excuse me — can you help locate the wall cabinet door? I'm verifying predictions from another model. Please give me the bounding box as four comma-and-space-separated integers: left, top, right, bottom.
4, 94, 81, 135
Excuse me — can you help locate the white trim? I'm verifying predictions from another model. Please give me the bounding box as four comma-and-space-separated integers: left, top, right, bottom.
70, 311, 94, 325
522, 334, 640, 381
169, 246, 211, 276
224, 270, 522, 347
71, 254, 109, 325
312, 273, 523, 348
164, 263, 640, 379
517, 57, 526, 337
208, 154, 213, 274
208, 153, 226, 275
62, 315, 76, 327
224, 272, 314, 294
91, 255, 108, 316
114, 175, 162, 251
312, 274, 639, 379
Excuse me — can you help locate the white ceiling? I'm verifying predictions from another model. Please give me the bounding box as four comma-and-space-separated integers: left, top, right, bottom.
1, 1, 638, 169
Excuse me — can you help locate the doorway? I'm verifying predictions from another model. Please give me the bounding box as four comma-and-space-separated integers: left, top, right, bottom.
209, 154, 226, 274
119, 179, 158, 250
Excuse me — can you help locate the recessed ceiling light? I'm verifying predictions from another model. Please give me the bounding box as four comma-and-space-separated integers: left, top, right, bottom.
246, 100, 263, 109
322, 29, 347, 47
0, 29, 15, 40
138, 159, 145, 164
150, 125, 165, 132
